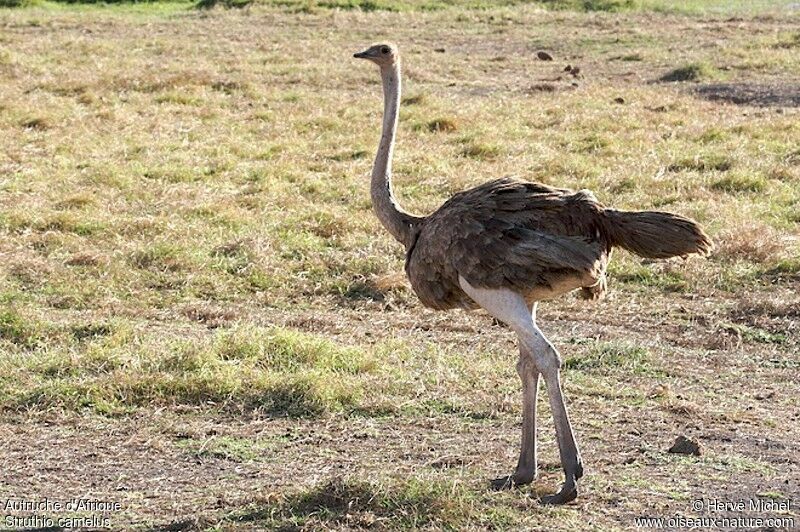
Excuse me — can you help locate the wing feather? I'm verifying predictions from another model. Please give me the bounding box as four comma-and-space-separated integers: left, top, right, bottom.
406, 178, 610, 308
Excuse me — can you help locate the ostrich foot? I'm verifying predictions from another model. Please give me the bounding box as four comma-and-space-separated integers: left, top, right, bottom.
489, 469, 536, 490
540, 459, 582, 504
540, 481, 578, 505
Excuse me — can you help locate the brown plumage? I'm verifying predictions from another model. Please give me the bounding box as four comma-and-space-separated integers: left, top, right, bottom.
405, 177, 711, 311
354, 43, 712, 505
406, 178, 606, 310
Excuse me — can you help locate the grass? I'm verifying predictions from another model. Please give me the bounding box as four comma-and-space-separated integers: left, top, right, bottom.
426, 117, 459, 133
720, 323, 787, 345
659, 62, 722, 82
248, 0, 800, 13
0, 1, 798, 529
2, 326, 376, 416
0, 309, 42, 348
667, 154, 734, 173
4, 0, 798, 11
177, 434, 274, 462
218, 475, 576, 529
711, 173, 767, 193
564, 341, 656, 375
460, 141, 502, 160
220, 477, 494, 529
608, 260, 690, 293
239, 477, 475, 528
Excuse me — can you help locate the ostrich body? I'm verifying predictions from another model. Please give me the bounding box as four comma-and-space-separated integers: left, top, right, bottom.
354, 43, 711, 504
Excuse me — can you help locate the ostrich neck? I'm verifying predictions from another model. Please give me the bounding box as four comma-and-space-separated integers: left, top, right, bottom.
371, 61, 420, 248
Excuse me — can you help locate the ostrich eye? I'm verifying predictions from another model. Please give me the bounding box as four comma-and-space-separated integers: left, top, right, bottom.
381, 46, 390, 54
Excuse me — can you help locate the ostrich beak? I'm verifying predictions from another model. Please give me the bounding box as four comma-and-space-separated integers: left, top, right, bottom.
353, 50, 370, 59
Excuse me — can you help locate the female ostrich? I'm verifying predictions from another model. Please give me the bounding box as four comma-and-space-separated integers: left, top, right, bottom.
353, 43, 711, 504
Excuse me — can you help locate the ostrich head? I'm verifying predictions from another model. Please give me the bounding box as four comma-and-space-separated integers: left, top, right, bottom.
353, 43, 398, 67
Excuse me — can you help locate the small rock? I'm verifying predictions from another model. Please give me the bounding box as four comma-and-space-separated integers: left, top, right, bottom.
613, 97, 625, 104
668, 435, 702, 456
434, 47, 445, 53
564, 64, 572, 72
569, 66, 581, 77
537, 51, 553, 61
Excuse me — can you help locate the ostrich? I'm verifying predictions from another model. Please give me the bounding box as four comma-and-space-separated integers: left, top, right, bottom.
353, 43, 711, 504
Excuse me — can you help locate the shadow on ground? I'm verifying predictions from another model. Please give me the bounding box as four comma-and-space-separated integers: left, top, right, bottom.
150, 477, 449, 531
693, 82, 800, 107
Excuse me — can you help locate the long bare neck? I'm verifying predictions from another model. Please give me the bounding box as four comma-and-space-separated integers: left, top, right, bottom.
371, 61, 420, 248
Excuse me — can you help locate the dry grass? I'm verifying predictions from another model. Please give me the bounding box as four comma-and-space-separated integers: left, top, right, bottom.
0, 1, 798, 530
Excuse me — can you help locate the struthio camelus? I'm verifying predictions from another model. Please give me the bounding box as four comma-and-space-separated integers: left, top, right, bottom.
353, 43, 711, 504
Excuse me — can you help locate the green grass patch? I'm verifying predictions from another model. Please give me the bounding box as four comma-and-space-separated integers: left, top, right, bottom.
402, 94, 426, 106
71, 322, 114, 341
610, 261, 689, 292
130, 243, 191, 273
711, 173, 767, 193
2, 326, 376, 416
668, 154, 733, 173
213, 327, 375, 374
721, 323, 787, 345
0, 309, 42, 348
761, 257, 800, 278
770, 31, 800, 49
154, 91, 203, 105
417, 398, 496, 419
538, 0, 636, 11
225, 476, 512, 529
426, 117, 458, 133
564, 340, 657, 375
460, 141, 501, 160
659, 62, 721, 82
176, 435, 273, 462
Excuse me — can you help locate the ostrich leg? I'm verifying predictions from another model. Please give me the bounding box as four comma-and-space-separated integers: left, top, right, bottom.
492, 301, 540, 489
525, 331, 583, 504
492, 350, 541, 489
459, 277, 582, 504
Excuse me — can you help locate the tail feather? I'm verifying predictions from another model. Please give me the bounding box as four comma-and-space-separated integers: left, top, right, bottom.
603, 209, 712, 259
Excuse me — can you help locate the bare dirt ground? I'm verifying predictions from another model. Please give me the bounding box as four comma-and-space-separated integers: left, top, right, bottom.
2, 287, 798, 529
